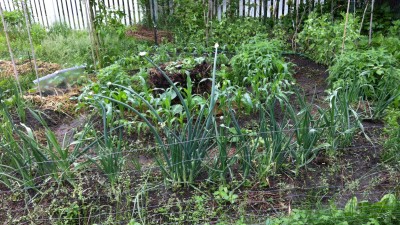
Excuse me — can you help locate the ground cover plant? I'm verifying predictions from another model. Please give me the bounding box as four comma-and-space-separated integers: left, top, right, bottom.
1, 1, 400, 224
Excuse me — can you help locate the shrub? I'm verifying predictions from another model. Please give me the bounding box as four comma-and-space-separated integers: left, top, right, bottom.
211, 18, 267, 51
297, 12, 360, 65
48, 22, 72, 37
328, 48, 400, 102
230, 37, 290, 85
382, 108, 400, 164
36, 31, 91, 66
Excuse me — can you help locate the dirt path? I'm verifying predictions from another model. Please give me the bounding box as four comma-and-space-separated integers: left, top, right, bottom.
286, 54, 329, 103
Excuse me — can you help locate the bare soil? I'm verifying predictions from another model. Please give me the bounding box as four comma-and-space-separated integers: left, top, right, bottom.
126, 25, 173, 43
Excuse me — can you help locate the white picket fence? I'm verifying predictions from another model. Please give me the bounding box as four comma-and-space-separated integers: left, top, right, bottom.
0, 0, 326, 29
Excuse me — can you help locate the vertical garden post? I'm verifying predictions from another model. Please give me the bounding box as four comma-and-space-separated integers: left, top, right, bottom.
22, 1, 42, 97
0, 3, 22, 94
342, 0, 351, 53
369, 0, 375, 45
85, 0, 100, 68
150, 0, 158, 46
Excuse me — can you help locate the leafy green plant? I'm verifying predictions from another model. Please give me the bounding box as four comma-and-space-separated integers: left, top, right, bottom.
211, 18, 267, 51
267, 194, 400, 225
297, 12, 360, 65
328, 48, 400, 117
230, 37, 290, 86
213, 186, 238, 204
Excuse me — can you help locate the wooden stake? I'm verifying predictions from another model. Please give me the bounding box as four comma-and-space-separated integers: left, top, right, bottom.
342, 0, 351, 54
85, 0, 100, 69
369, 0, 375, 45
359, 1, 369, 34
0, 3, 22, 94
22, 1, 42, 97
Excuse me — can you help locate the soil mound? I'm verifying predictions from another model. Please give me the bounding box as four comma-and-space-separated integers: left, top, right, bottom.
149, 61, 212, 95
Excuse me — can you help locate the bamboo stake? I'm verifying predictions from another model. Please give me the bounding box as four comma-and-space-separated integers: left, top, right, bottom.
22, 1, 42, 97
369, 0, 375, 45
85, 0, 99, 69
341, 0, 351, 54
359, 0, 369, 34
0, 3, 22, 94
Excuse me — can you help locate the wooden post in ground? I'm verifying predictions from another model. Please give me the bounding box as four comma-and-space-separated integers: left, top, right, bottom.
342, 0, 351, 54
0, 3, 22, 94
369, 0, 375, 45
85, 0, 101, 69
22, 1, 42, 97
359, 0, 369, 34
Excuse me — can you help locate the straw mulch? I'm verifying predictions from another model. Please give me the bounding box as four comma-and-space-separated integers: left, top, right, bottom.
23, 88, 80, 117
0, 60, 60, 78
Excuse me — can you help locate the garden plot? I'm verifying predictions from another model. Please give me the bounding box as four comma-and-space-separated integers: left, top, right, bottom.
1, 52, 396, 224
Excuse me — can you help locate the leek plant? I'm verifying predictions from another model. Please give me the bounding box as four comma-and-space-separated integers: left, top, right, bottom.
94, 45, 221, 186
89, 100, 124, 186
322, 86, 366, 152
254, 98, 292, 180
0, 88, 94, 190
286, 91, 329, 173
